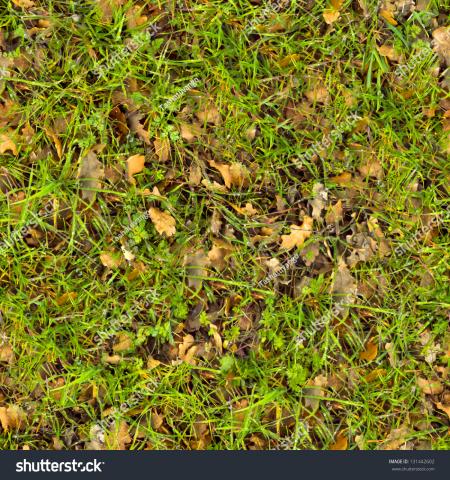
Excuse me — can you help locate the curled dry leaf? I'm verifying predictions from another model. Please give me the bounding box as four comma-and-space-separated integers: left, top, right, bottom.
126, 154, 145, 182
325, 200, 343, 225
309, 183, 328, 220
0, 131, 18, 155
184, 249, 210, 290
77, 151, 104, 201
432, 26, 450, 66
209, 160, 250, 189
179, 334, 199, 365
323, 9, 340, 24
417, 377, 444, 395
280, 216, 314, 250
148, 207, 176, 237
44, 126, 63, 159
127, 112, 150, 144
231, 202, 258, 217
436, 402, 450, 420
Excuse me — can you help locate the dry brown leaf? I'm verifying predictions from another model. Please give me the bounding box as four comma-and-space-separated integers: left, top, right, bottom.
432, 26, 450, 66
325, 200, 344, 224
0, 405, 26, 431
310, 183, 328, 220
332, 261, 357, 299
108, 420, 131, 450
417, 377, 444, 395
377, 44, 401, 62
209, 160, 250, 189
189, 164, 202, 186
44, 127, 63, 159
207, 239, 234, 270
364, 368, 386, 383
113, 332, 133, 353
0, 342, 14, 364
77, 151, 104, 201
148, 207, 176, 237
179, 334, 198, 365
330, 433, 348, 450
100, 250, 122, 269
380, 425, 410, 450
127, 112, 150, 144
147, 357, 161, 369
184, 249, 210, 290
154, 137, 171, 162
330, 172, 352, 185
436, 402, 450, 420
280, 216, 314, 250
96, 0, 125, 24
196, 103, 221, 125
305, 86, 330, 103
180, 122, 203, 142
126, 5, 148, 29
0, 132, 18, 155
358, 158, 383, 179
231, 202, 258, 217
126, 154, 145, 182
360, 341, 378, 362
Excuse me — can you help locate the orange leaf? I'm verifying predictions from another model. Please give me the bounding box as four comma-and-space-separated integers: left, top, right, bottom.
330, 433, 348, 450
360, 341, 378, 361
380, 9, 398, 25
126, 154, 145, 182
280, 216, 314, 250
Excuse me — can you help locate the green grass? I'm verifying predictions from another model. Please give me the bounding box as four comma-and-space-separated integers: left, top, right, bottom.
0, 0, 449, 450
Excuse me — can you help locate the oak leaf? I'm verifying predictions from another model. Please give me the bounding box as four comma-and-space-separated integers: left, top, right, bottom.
148, 207, 176, 237
280, 216, 314, 250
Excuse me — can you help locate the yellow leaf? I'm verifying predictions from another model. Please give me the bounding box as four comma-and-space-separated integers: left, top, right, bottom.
113, 332, 133, 353
436, 402, 450, 420
12, 0, 35, 8
360, 341, 378, 361
148, 207, 176, 237
323, 9, 340, 24
330, 0, 344, 9
280, 216, 314, 250
56, 292, 77, 306
380, 9, 398, 25
126, 154, 145, 182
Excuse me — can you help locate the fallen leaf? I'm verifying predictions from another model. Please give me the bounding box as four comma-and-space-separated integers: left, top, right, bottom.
77, 151, 104, 201
358, 158, 383, 179
330, 433, 348, 450
189, 164, 202, 185
180, 122, 203, 142
44, 126, 63, 159
360, 341, 378, 362
113, 332, 133, 352
0, 342, 14, 364
209, 160, 250, 189
179, 334, 198, 365
196, 103, 221, 125
154, 137, 171, 162
184, 249, 210, 290
325, 200, 344, 224
364, 368, 386, 383
280, 216, 314, 250
148, 207, 176, 237
127, 112, 150, 144
380, 425, 410, 450
108, 420, 131, 450
380, 9, 398, 25
309, 183, 328, 220
0, 131, 18, 155
207, 239, 234, 270
417, 377, 443, 395
432, 26, 450, 66
56, 292, 77, 306
305, 86, 330, 103
100, 250, 122, 269
231, 202, 258, 217
126, 154, 145, 182
377, 44, 401, 62
0, 405, 26, 431
323, 9, 340, 24
12, 0, 35, 7
436, 402, 450, 420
